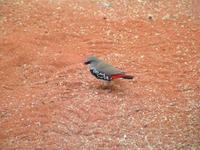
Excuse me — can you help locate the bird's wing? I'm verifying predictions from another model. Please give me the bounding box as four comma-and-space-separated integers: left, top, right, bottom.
96, 62, 125, 76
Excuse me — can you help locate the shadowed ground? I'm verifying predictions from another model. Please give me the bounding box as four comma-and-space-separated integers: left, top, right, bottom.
0, 0, 200, 149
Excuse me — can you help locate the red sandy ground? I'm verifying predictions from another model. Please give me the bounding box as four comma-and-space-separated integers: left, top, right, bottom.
0, 0, 200, 149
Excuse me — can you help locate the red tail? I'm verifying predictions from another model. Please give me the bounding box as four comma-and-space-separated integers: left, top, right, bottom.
112, 74, 134, 80
122, 75, 134, 79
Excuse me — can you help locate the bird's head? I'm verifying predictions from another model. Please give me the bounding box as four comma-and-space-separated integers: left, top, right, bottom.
84, 56, 99, 65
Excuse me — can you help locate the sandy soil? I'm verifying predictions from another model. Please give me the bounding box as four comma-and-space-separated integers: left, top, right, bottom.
0, 0, 200, 149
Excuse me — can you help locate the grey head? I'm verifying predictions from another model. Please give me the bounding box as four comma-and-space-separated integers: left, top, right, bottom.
84, 56, 101, 65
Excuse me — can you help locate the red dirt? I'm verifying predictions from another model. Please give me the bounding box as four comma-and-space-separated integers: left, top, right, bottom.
0, 0, 200, 149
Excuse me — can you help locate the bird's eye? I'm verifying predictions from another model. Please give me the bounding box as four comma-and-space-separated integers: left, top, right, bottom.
84, 61, 90, 65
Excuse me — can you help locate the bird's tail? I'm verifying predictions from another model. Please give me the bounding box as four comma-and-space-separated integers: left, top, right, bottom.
112, 74, 134, 80
122, 75, 134, 79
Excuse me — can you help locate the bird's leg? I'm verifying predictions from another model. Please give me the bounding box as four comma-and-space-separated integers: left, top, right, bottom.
101, 80, 112, 89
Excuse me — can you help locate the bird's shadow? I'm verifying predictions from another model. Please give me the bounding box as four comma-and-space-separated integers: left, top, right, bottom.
92, 80, 128, 93
96, 84, 115, 93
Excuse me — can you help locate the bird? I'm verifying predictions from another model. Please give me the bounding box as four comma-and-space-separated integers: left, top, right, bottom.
84, 56, 134, 82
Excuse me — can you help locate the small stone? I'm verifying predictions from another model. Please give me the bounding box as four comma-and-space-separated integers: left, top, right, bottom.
135, 109, 140, 112
148, 16, 153, 20
134, 35, 139, 39
124, 134, 127, 139
162, 14, 170, 20
101, 2, 112, 8
144, 124, 148, 128
148, 14, 153, 20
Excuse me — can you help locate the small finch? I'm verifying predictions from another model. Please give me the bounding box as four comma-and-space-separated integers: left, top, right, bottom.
84, 56, 134, 82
